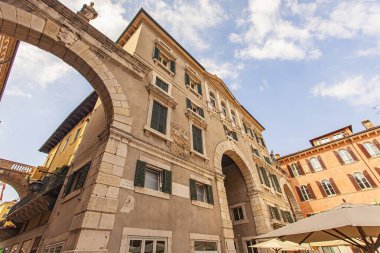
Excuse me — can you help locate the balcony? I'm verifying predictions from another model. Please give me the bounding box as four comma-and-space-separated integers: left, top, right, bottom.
6, 167, 68, 224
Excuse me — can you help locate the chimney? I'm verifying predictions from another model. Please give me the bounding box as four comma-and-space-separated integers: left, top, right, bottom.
362, 120, 374, 130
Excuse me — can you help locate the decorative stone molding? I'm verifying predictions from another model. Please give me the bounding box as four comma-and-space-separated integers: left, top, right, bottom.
146, 83, 177, 108
57, 25, 79, 46
77, 2, 98, 22
185, 109, 207, 129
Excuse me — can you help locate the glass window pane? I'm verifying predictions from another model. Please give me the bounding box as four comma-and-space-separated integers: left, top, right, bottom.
129, 240, 142, 253
196, 184, 206, 202
156, 241, 166, 253
194, 241, 217, 251
145, 169, 159, 191
144, 240, 154, 253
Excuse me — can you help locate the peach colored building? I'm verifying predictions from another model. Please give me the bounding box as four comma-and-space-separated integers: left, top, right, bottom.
278, 120, 380, 217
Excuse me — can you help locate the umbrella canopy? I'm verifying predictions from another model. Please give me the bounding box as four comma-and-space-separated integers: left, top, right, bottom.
250, 239, 311, 252
255, 204, 380, 253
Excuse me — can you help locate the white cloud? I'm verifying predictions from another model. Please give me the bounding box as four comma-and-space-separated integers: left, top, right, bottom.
259, 79, 270, 91
60, 0, 129, 40
143, 0, 227, 51
12, 43, 71, 88
356, 41, 380, 57
231, 0, 380, 60
310, 75, 380, 107
5, 86, 32, 99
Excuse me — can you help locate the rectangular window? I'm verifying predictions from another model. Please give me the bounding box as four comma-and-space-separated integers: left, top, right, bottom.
194, 241, 218, 252
231, 206, 245, 221
153, 46, 176, 74
268, 205, 281, 220
19, 240, 32, 253
72, 128, 81, 143
43, 242, 63, 253
192, 125, 204, 154
128, 237, 167, 253
186, 98, 204, 118
260, 167, 271, 187
155, 77, 169, 92
246, 240, 258, 253
61, 137, 69, 152
185, 73, 202, 96
134, 160, 172, 194
190, 179, 214, 204
223, 125, 238, 141
63, 163, 91, 197
270, 174, 281, 193
151, 101, 168, 134
251, 146, 260, 157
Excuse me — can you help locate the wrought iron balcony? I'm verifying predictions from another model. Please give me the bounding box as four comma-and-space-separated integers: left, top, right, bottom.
6, 166, 68, 224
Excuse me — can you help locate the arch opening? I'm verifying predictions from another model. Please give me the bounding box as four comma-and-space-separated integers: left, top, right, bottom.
283, 184, 302, 221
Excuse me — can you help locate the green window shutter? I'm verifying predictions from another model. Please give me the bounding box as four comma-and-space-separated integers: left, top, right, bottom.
151, 101, 160, 131
170, 60, 176, 74
158, 104, 168, 134
286, 211, 294, 223
197, 83, 202, 95
273, 175, 281, 193
192, 125, 203, 154
261, 167, 271, 187
63, 174, 75, 197
231, 131, 238, 141
186, 98, 192, 109
185, 73, 190, 86
190, 179, 197, 200
162, 169, 172, 194
156, 77, 169, 92
261, 137, 266, 147
153, 46, 160, 60
134, 160, 146, 187
281, 210, 286, 222
206, 184, 214, 205
73, 163, 91, 190
254, 132, 259, 143
256, 165, 263, 184
274, 207, 280, 220
198, 107, 204, 118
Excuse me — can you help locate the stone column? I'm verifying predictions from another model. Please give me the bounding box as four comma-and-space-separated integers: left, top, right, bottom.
216, 174, 237, 253
247, 190, 272, 235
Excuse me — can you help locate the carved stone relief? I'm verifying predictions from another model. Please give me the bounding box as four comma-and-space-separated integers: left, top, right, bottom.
57, 25, 79, 46
170, 122, 190, 159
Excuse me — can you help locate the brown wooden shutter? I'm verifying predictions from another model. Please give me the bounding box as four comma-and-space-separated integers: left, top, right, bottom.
287, 165, 294, 178
307, 183, 316, 199
373, 139, 380, 150
347, 174, 361, 191
318, 156, 326, 169
134, 160, 146, 187
363, 170, 377, 188
189, 179, 197, 200
334, 151, 344, 165
375, 167, 380, 176
306, 159, 314, 173
316, 181, 327, 197
297, 161, 305, 175
357, 143, 371, 158
206, 184, 214, 204
295, 186, 304, 202
329, 178, 341, 194
347, 147, 358, 161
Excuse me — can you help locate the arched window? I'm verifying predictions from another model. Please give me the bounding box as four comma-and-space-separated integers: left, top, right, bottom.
300, 185, 311, 201
363, 142, 380, 157
231, 110, 237, 124
310, 157, 322, 172
209, 92, 216, 108
321, 179, 336, 196
221, 101, 227, 116
353, 172, 372, 189
338, 149, 353, 164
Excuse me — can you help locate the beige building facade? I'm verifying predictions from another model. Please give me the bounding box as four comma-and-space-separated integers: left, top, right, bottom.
0, 2, 301, 253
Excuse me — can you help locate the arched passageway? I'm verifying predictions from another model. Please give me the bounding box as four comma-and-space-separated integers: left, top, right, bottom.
283, 184, 303, 221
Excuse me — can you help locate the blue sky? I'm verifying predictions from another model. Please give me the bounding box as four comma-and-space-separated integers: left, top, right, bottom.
1, 0, 380, 200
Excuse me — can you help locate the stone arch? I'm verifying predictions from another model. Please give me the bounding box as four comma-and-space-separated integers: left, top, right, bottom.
214, 140, 257, 189
0, 172, 26, 199
0, 1, 139, 131
280, 179, 303, 221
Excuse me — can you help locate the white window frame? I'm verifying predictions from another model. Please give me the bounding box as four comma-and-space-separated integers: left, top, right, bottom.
144, 166, 163, 192
363, 142, 380, 157
209, 92, 217, 108
151, 71, 173, 95
321, 179, 336, 196
220, 101, 227, 117
185, 67, 203, 97
242, 237, 258, 253
152, 40, 176, 76
229, 202, 249, 225
353, 172, 372, 189
189, 122, 208, 160
127, 236, 168, 253
338, 149, 354, 164
310, 157, 323, 172
190, 233, 221, 253
43, 242, 64, 253
290, 163, 301, 177
300, 185, 311, 201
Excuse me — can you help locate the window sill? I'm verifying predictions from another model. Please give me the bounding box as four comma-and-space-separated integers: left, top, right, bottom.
144, 126, 173, 144
186, 85, 203, 98
146, 83, 177, 108
275, 191, 282, 196
226, 135, 238, 143
135, 186, 170, 200
232, 219, 249, 225
186, 109, 207, 128
153, 58, 175, 77
261, 184, 272, 191
190, 149, 209, 162
191, 200, 213, 209
61, 188, 81, 204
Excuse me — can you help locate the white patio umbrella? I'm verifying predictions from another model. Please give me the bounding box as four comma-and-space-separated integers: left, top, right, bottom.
249, 239, 311, 253
255, 204, 380, 253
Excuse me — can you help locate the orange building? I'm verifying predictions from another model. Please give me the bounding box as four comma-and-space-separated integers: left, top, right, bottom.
278, 120, 380, 217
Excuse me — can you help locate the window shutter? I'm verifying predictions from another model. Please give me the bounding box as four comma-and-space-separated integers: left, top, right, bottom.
231, 131, 238, 141
198, 107, 204, 118
373, 139, 380, 151
273, 175, 281, 193
223, 125, 228, 136
307, 183, 316, 199
162, 169, 172, 194
274, 207, 280, 220
281, 210, 286, 222
316, 181, 327, 197
189, 179, 197, 200
186, 98, 191, 109
254, 132, 259, 143
295, 186, 304, 202
153, 46, 160, 60
185, 73, 190, 86
334, 151, 344, 165
297, 161, 305, 175
261, 167, 271, 187
287, 165, 294, 178
260, 137, 266, 147
357, 143, 371, 158
363, 170, 377, 188
347, 174, 361, 191
375, 167, 380, 176
347, 147, 358, 161
197, 83, 203, 95
151, 101, 160, 131
134, 160, 146, 187
158, 104, 168, 134
317, 156, 326, 169
306, 159, 314, 173
256, 165, 263, 184
170, 60, 176, 74
206, 184, 214, 205
74, 163, 90, 190
329, 178, 341, 194
286, 211, 294, 223
63, 174, 75, 197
